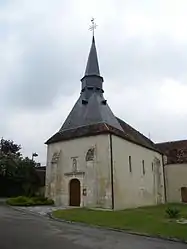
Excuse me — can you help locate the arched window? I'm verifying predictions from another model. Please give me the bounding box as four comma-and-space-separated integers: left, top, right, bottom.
86, 148, 95, 161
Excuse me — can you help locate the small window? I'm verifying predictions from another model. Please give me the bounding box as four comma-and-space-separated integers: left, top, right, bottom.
142, 160, 145, 175
101, 100, 107, 105
82, 99, 88, 105
152, 162, 154, 171
129, 156, 132, 173
86, 148, 95, 161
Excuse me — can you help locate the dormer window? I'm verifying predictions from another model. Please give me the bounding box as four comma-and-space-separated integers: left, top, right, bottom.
102, 100, 107, 105
87, 86, 94, 90
82, 99, 88, 105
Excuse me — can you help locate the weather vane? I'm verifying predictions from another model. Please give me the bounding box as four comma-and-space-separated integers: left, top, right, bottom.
89, 18, 97, 36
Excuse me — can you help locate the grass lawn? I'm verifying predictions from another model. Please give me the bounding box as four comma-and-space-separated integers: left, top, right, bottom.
53, 204, 187, 241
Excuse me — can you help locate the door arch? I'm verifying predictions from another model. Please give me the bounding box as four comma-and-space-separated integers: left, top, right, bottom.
69, 179, 81, 206
181, 187, 187, 203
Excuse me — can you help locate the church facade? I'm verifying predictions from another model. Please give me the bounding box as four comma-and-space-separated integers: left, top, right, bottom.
45, 35, 166, 210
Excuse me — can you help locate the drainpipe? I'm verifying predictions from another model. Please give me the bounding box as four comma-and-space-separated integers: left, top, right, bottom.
109, 134, 114, 210
162, 154, 167, 203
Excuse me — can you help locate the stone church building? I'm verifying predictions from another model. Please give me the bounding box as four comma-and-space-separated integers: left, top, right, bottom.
157, 140, 187, 204
45, 35, 165, 210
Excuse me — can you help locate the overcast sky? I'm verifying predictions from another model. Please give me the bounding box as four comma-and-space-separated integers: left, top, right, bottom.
1, 0, 187, 164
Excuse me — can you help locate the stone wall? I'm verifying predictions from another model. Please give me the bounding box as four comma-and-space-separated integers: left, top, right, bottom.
45, 134, 112, 208
112, 135, 165, 210
165, 163, 187, 203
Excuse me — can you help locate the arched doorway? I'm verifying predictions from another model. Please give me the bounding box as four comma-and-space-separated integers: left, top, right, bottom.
181, 187, 187, 203
69, 179, 81, 206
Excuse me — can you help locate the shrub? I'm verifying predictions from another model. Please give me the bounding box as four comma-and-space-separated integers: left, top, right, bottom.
166, 207, 180, 219
43, 199, 54, 205
32, 196, 54, 205
6, 196, 54, 206
32, 196, 48, 202
6, 196, 30, 206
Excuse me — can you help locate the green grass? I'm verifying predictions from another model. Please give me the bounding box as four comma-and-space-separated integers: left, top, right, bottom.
53, 204, 187, 241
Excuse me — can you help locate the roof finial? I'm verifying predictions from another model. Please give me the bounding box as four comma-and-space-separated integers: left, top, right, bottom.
89, 17, 97, 37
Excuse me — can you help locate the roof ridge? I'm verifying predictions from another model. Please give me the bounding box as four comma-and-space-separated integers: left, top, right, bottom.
156, 139, 187, 145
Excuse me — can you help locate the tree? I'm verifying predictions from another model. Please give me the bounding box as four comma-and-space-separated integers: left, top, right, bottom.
0, 138, 40, 197
0, 138, 21, 156
0, 139, 20, 178
14, 157, 40, 196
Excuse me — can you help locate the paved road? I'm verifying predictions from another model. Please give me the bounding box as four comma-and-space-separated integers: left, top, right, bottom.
0, 203, 186, 249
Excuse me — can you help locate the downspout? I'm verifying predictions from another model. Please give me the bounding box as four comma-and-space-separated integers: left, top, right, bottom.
109, 134, 114, 210
161, 154, 167, 203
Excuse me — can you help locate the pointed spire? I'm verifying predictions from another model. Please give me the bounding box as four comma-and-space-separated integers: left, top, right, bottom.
81, 19, 103, 92
84, 36, 100, 77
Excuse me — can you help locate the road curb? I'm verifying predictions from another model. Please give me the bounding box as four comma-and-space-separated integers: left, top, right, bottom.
7, 205, 49, 218
48, 212, 187, 245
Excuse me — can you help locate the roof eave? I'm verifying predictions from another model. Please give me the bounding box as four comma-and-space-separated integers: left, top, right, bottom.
45, 126, 163, 154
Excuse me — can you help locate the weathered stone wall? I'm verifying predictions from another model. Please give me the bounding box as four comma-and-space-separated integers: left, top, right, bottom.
45, 133, 166, 210
165, 163, 187, 203
45, 134, 112, 208
112, 135, 165, 210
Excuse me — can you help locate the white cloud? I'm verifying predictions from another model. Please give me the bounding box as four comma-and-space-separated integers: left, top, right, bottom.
1, 0, 187, 164
158, 78, 187, 114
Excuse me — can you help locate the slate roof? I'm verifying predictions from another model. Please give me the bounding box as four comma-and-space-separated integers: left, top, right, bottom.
60, 94, 123, 132
46, 35, 161, 154
59, 36, 123, 132
116, 118, 158, 151
46, 119, 160, 153
156, 140, 187, 164
85, 36, 100, 76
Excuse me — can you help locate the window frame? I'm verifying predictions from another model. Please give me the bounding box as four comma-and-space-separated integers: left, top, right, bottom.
142, 160, 145, 175
129, 156, 132, 173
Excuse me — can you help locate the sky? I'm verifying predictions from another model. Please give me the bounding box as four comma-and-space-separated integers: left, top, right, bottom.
1, 0, 187, 165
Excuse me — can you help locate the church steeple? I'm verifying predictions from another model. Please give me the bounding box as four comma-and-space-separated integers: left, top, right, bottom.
56, 20, 123, 132
46, 20, 159, 151
81, 36, 104, 92
84, 36, 100, 77
81, 19, 103, 92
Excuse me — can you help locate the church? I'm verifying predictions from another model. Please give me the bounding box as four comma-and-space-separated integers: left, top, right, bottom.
45, 32, 166, 210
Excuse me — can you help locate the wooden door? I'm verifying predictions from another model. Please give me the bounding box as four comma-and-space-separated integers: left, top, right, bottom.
181, 187, 187, 203
69, 179, 80, 206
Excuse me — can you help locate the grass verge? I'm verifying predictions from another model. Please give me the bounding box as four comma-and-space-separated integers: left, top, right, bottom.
53, 204, 187, 241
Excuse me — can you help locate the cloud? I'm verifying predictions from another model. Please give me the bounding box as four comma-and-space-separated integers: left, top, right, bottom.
1, 0, 187, 164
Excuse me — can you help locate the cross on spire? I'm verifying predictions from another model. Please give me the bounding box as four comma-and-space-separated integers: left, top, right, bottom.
89, 18, 97, 36
84, 19, 100, 77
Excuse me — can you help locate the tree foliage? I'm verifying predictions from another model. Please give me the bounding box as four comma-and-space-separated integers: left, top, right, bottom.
0, 138, 40, 197
0, 138, 21, 156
